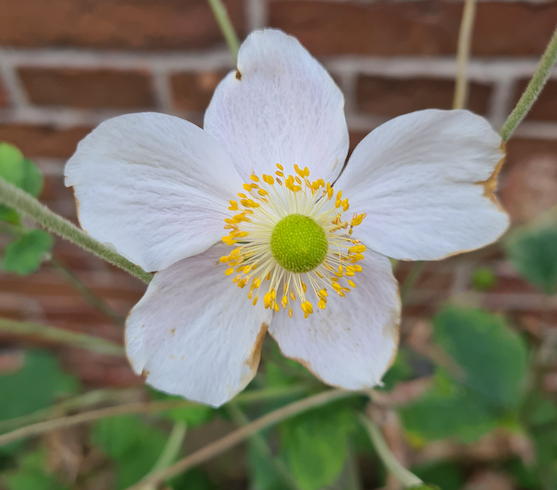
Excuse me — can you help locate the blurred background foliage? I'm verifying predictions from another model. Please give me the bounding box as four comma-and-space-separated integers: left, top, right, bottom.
0, 137, 556, 489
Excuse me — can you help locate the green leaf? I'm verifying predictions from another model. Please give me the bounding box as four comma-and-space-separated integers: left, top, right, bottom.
280, 406, 354, 490
0, 144, 43, 225
0, 206, 20, 225
400, 372, 498, 443
149, 389, 214, 428
412, 461, 464, 490
92, 414, 167, 490
506, 225, 557, 295
3, 448, 69, 490
20, 159, 44, 198
248, 441, 285, 490
0, 350, 78, 423
170, 468, 220, 490
433, 306, 528, 410
380, 349, 414, 392
3, 229, 54, 275
0, 143, 25, 187
506, 458, 542, 490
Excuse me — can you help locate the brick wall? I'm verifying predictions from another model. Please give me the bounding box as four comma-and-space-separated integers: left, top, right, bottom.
1, 0, 557, 387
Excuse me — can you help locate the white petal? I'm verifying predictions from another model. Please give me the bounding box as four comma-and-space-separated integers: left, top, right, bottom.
336, 110, 509, 261
269, 251, 400, 389
65, 113, 244, 272
126, 244, 273, 407
204, 29, 349, 182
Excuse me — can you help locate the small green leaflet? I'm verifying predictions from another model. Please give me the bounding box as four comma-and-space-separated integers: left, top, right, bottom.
506, 225, 557, 295
433, 306, 528, 410
3, 229, 54, 275
0, 349, 79, 423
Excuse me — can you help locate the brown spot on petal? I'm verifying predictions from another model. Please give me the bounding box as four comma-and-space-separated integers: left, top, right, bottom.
235, 70, 242, 81
141, 368, 150, 379
246, 322, 268, 371
170, 328, 176, 337
423, 145, 509, 262
476, 141, 507, 211
170, 354, 176, 360
71, 191, 88, 233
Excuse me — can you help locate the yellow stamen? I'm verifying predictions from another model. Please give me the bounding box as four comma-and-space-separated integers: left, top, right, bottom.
219, 164, 367, 318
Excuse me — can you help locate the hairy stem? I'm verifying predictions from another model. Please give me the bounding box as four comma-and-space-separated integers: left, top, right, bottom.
500, 25, 557, 141
0, 384, 316, 446
125, 389, 358, 490
453, 0, 477, 110
0, 318, 125, 357
359, 414, 423, 488
0, 178, 151, 283
207, 0, 241, 59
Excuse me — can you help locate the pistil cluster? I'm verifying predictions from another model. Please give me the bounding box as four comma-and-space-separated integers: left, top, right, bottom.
220, 164, 367, 318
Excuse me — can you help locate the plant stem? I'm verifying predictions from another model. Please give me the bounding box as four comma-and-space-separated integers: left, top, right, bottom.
50, 257, 126, 324
399, 262, 425, 303
144, 422, 188, 490
453, 0, 477, 110
125, 389, 358, 490
0, 385, 318, 446
358, 414, 423, 488
500, 25, 557, 141
0, 388, 139, 433
232, 383, 311, 402
227, 403, 301, 490
341, 445, 364, 490
0, 317, 125, 357
0, 177, 151, 283
207, 0, 240, 60
0, 399, 198, 447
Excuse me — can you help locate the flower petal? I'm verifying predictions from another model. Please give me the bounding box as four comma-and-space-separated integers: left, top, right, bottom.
65, 113, 244, 272
204, 29, 349, 182
269, 251, 400, 389
336, 109, 509, 261
126, 244, 273, 407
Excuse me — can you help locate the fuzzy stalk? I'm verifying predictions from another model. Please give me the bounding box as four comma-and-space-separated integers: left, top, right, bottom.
0, 177, 151, 283
500, 25, 557, 141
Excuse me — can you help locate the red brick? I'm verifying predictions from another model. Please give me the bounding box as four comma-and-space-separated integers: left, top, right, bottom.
0, 273, 142, 302
270, 1, 557, 56
0, 77, 9, 107
0, 124, 92, 158
512, 79, 557, 121
0, 0, 245, 50
171, 71, 227, 112
500, 139, 557, 223
19, 67, 155, 109
357, 77, 492, 117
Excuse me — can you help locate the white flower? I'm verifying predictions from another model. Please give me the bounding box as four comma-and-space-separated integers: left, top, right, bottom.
65, 29, 509, 407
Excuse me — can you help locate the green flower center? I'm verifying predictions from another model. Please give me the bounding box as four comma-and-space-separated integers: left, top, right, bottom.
270, 214, 328, 273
